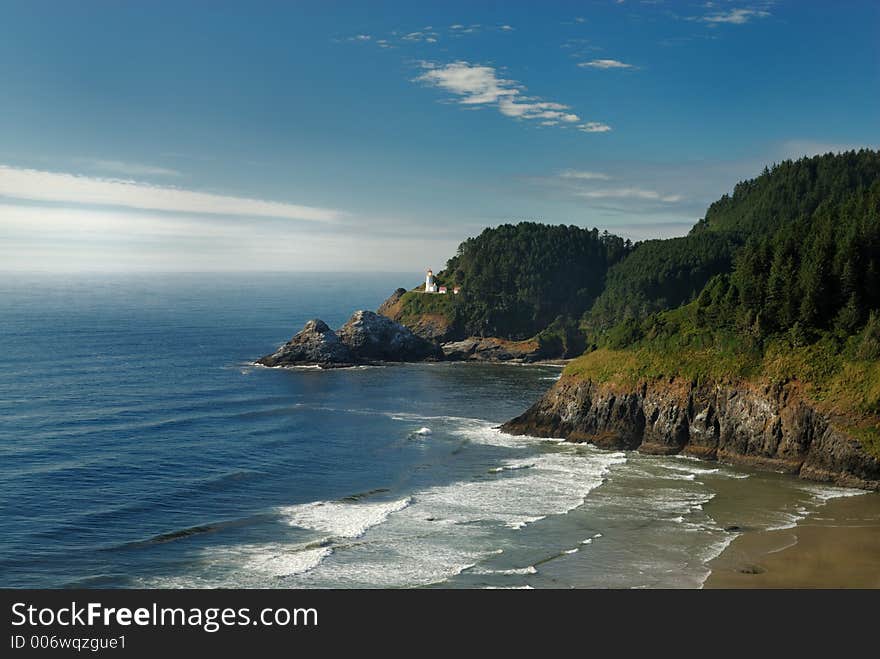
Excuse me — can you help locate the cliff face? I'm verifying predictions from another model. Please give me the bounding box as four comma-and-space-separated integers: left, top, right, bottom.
501, 376, 880, 490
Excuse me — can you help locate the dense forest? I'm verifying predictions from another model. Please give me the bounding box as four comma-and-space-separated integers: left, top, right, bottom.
597, 150, 880, 349
583, 232, 738, 332
437, 222, 631, 339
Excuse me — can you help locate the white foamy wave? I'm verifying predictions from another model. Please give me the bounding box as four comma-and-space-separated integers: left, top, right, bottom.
235, 543, 333, 577
698, 532, 739, 564
488, 462, 534, 474
663, 463, 720, 476
664, 472, 697, 481
136, 542, 333, 588
483, 585, 535, 589
470, 565, 538, 575
801, 484, 868, 503
765, 505, 809, 531
284, 424, 625, 587
562, 547, 579, 554
278, 497, 412, 539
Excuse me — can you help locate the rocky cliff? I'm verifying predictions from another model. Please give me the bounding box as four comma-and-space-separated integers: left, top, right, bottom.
501, 376, 880, 490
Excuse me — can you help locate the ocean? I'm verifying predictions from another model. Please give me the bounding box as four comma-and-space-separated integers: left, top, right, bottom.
0, 272, 866, 589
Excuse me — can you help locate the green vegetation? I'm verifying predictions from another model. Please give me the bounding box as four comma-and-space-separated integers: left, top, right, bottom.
395, 290, 456, 321
439, 222, 631, 339
584, 232, 739, 332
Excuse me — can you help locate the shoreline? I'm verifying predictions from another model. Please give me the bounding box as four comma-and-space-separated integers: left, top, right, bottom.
704, 491, 880, 588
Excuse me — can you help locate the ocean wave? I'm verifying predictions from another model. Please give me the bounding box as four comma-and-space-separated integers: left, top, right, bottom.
488, 462, 534, 474
139, 420, 629, 588
278, 497, 413, 539
663, 464, 720, 476
800, 484, 868, 503
469, 565, 537, 575
483, 585, 535, 589
115, 515, 266, 550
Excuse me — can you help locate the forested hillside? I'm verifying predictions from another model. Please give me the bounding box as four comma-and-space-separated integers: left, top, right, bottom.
393, 150, 879, 363
437, 222, 631, 339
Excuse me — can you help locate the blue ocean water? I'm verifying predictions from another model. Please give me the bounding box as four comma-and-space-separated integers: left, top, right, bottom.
0, 273, 864, 589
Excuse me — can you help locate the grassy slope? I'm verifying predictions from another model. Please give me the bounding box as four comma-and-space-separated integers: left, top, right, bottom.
394, 290, 455, 324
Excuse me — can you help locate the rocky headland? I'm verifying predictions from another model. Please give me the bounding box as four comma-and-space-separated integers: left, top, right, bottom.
501, 375, 880, 490
257, 311, 441, 367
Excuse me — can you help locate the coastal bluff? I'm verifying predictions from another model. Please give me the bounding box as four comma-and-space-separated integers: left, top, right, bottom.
502, 376, 880, 490
257, 311, 441, 367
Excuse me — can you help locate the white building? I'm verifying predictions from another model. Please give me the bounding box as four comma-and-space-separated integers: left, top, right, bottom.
425, 269, 438, 293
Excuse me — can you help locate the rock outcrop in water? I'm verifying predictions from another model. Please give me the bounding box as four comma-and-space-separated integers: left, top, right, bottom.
336, 310, 442, 362
441, 336, 544, 362
257, 319, 354, 366
501, 376, 880, 490
257, 311, 441, 367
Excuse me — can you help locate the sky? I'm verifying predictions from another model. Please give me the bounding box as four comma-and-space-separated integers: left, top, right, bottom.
0, 0, 878, 272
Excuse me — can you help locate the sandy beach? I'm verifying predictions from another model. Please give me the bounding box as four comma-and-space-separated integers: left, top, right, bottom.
706, 490, 880, 588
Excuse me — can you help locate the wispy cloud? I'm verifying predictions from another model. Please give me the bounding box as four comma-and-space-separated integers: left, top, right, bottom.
402, 30, 439, 43
578, 59, 635, 70
0, 204, 454, 272
693, 7, 771, 25
0, 165, 344, 222
578, 122, 613, 133
576, 187, 682, 202
449, 24, 481, 35
75, 159, 182, 178
559, 169, 611, 180
415, 61, 610, 133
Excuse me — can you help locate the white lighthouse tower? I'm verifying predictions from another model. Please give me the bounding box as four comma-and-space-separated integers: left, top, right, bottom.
425, 268, 438, 293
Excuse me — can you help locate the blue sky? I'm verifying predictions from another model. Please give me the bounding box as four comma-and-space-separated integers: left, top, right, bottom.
0, 0, 877, 271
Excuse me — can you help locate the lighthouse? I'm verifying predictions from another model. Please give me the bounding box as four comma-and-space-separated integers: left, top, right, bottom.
425, 268, 438, 293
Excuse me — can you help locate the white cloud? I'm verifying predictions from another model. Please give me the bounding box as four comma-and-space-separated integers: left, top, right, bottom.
416, 61, 518, 104
0, 204, 453, 272
415, 61, 591, 127
578, 59, 634, 69
77, 159, 181, 177
578, 122, 612, 133
0, 165, 344, 222
696, 8, 770, 24
559, 170, 611, 180
449, 24, 481, 35
499, 24, 515, 31
577, 188, 682, 202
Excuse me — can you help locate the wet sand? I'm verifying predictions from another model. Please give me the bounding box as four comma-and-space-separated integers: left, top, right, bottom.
705, 491, 880, 588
